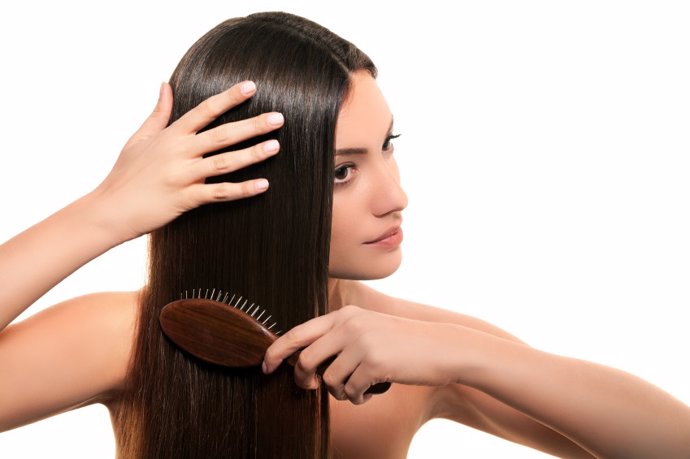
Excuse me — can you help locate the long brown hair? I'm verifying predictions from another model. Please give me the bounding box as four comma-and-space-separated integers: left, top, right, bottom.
113, 12, 376, 458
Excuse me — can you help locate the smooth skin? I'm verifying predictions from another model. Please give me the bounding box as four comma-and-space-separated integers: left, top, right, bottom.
265, 73, 690, 458
1, 75, 689, 459
0, 80, 282, 331
0, 80, 284, 427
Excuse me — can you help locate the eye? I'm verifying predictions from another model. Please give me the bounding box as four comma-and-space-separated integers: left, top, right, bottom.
383, 133, 401, 152
334, 163, 357, 186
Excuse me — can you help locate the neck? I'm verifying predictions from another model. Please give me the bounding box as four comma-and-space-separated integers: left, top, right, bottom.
327, 278, 355, 312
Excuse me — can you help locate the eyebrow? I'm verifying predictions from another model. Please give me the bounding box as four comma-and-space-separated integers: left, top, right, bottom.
335, 117, 394, 156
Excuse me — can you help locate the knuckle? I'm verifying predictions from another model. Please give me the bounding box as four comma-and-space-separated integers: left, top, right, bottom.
254, 143, 267, 161
176, 188, 192, 208
282, 326, 302, 343
296, 352, 316, 373
322, 371, 338, 387
200, 96, 223, 118
182, 185, 205, 206
252, 115, 263, 133
208, 125, 228, 145
343, 315, 366, 333
160, 169, 181, 189
363, 348, 386, 371
212, 155, 229, 173
352, 397, 365, 406
332, 389, 347, 401
240, 181, 256, 197
212, 182, 233, 200
344, 384, 358, 400
294, 374, 309, 389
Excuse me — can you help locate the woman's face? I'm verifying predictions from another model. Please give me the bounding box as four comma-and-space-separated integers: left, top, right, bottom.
329, 71, 408, 280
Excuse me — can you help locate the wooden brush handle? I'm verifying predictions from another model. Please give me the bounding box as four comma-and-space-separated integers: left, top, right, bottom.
363, 381, 392, 395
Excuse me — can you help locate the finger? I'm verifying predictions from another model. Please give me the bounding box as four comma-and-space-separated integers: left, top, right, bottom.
263, 315, 335, 373
320, 348, 364, 399
192, 111, 284, 156
343, 363, 381, 405
124, 82, 173, 146
147, 82, 174, 133
293, 335, 346, 390
184, 179, 270, 207
188, 139, 280, 182
173, 80, 258, 133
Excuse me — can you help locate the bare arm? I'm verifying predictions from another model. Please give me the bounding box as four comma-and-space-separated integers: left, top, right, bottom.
264, 290, 690, 458
0, 193, 130, 330
0, 81, 282, 330
0, 81, 284, 429
360, 289, 690, 457
449, 327, 690, 459
390, 297, 690, 458
0, 292, 137, 431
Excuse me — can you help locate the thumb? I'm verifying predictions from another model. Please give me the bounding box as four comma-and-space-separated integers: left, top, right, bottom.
126, 82, 173, 145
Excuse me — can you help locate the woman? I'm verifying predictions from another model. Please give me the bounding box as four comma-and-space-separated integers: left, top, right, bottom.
1, 11, 689, 459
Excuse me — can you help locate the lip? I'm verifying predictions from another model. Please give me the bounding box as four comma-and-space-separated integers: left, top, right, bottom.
364, 226, 403, 247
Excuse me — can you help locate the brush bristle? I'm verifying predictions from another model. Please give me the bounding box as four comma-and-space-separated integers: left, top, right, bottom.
181, 288, 281, 334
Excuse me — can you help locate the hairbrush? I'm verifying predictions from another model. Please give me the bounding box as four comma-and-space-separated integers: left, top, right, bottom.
159, 288, 391, 395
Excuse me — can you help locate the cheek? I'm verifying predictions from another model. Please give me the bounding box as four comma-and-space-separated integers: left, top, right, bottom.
329, 195, 364, 269
330, 200, 355, 249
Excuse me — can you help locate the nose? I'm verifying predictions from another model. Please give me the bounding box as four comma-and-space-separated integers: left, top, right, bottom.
371, 159, 408, 217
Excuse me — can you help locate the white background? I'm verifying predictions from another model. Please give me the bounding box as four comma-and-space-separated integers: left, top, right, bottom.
1, 1, 689, 457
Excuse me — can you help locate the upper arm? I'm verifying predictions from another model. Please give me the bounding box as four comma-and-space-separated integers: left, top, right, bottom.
377, 293, 594, 457
431, 383, 594, 458
379, 293, 524, 344
0, 291, 138, 431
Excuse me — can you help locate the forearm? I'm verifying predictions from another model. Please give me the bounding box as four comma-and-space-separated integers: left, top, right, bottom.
0, 82, 284, 332
0, 191, 127, 329
454, 326, 690, 458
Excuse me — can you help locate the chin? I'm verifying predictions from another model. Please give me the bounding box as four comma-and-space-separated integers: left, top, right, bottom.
330, 251, 402, 280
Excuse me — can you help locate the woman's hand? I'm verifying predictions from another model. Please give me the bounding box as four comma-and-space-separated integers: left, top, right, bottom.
262, 305, 469, 405
91, 81, 284, 242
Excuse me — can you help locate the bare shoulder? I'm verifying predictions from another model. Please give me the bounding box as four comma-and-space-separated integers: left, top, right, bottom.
37, 290, 139, 327
352, 281, 523, 343
350, 283, 585, 454
0, 290, 140, 431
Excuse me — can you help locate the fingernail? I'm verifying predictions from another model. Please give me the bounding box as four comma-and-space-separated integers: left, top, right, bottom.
262, 361, 268, 373
159, 82, 166, 99
263, 140, 279, 154
267, 113, 284, 126
240, 81, 256, 96
255, 179, 269, 192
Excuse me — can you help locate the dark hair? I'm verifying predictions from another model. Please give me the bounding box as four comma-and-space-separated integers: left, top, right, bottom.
113, 12, 376, 458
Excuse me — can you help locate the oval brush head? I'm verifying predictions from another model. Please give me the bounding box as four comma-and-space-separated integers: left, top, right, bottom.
159, 288, 391, 395
160, 289, 280, 367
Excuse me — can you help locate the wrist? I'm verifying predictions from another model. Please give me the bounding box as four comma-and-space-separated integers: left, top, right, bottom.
75, 189, 137, 246
441, 323, 528, 388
